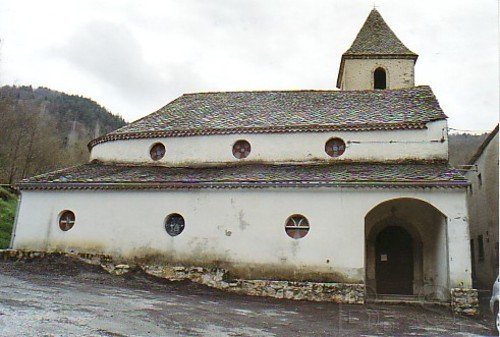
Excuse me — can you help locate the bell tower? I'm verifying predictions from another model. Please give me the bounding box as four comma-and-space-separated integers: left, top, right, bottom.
336, 9, 418, 91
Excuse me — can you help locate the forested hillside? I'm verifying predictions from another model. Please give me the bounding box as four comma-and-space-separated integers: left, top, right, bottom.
0, 85, 126, 184
448, 132, 488, 167
0, 187, 16, 248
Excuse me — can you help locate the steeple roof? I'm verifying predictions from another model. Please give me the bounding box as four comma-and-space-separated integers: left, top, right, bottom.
344, 9, 417, 56
336, 9, 418, 88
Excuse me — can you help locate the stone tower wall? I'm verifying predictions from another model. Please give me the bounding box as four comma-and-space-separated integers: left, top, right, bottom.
340, 58, 415, 90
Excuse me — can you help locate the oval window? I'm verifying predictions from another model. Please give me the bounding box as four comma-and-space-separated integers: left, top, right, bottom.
325, 138, 346, 158
232, 140, 251, 159
150, 143, 166, 161
165, 213, 185, 237
285, 214, 310, 239
59, 210, 75, 231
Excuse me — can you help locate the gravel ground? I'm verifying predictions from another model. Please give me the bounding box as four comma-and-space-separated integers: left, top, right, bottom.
0, 256, 495, 337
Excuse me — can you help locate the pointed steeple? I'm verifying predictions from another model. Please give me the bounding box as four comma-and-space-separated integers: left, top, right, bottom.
345, 9, 417, 56
336, 9, 418, 90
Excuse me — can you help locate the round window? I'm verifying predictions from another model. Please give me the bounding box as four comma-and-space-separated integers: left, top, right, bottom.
325, 138, 346, 158
59, 210, 75, 231
150, 143, 166, 161
232, 140, 251, 159
165, 213, 185, 237
285, 214, 310, 239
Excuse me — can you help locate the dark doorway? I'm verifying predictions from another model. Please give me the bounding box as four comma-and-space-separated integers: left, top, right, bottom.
375, 226, 413, 294
374, 67, 386, 89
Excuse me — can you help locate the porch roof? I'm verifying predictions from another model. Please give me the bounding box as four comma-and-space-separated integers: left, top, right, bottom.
17, 161, 469, 190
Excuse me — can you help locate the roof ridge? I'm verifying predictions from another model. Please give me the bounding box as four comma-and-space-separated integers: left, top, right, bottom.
181, 85, 431, 96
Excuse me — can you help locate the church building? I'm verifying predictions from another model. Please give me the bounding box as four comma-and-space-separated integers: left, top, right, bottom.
11, 9, 476, 305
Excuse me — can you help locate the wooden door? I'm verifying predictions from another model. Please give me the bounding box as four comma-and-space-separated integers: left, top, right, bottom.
375, 226, 414, 295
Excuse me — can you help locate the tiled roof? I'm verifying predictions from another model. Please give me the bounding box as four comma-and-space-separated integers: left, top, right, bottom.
18, 161, 469, 190
344, 9, 417, 57
89, 86, 446, 149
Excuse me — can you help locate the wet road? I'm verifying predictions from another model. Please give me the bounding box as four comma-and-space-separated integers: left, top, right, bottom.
0, 257, 495, 336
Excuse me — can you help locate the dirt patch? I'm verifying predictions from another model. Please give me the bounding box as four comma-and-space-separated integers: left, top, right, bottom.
1, 253, 103, 276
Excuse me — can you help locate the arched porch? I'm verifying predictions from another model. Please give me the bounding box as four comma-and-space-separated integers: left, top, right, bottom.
365, 198, 449, 301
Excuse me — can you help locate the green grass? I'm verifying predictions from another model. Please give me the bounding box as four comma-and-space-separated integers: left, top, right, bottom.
0, 187, 17, 249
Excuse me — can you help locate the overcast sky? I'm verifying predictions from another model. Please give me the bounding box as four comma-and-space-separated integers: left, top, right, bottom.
0, 0, 498, 132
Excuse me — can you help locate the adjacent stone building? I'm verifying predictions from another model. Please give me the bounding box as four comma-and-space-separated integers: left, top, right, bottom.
466, 125, 499, 290
11, 9, 477, 307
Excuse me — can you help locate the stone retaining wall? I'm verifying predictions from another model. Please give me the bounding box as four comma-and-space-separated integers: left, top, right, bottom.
229, 280, 365, 303
141, 264, 365, 304
0, 250, 480, 312
450, 288, 480, 316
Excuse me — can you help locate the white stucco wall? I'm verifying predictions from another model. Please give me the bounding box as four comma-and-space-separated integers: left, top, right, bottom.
340, 58, 415, 91
12, 187, 470, 289
90, 121, 448, 165
466, 131, 499, 289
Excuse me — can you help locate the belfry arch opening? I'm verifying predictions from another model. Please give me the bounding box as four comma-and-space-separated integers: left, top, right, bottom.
374, 67, 387, 89
365, 198, 449, 300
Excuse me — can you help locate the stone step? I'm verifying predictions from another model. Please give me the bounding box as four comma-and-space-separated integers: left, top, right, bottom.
366, 294, 448, 306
